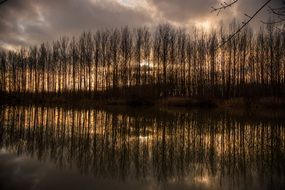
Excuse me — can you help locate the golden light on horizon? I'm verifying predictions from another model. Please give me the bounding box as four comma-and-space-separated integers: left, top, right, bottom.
195, 20, 211, 32
0, 42, 18, 51
140, 60, 154, 68
193, 175, 211, 186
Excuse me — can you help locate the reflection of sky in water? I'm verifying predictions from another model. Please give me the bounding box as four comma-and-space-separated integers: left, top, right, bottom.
0, 106, 285, 190
0, 150, 271, 190
0, 150, 158, 190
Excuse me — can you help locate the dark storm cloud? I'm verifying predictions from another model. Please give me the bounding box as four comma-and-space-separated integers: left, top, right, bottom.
148, 0, 218, 22
0, 0, 283, 50
0, 0, 39, 48
147, 0, 284, 25
38, 0, 152, 33
0, 0, 153, 50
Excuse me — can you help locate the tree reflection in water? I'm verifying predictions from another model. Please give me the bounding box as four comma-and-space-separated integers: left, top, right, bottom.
0, 106, 285, 190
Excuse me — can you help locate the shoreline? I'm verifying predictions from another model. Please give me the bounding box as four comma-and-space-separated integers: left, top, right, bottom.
1, 92, 285, 111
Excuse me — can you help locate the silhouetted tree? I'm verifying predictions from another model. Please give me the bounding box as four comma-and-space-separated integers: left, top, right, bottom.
0, 24, 284, 100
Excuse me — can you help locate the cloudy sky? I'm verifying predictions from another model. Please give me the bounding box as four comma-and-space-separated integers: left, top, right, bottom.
0, 0, 283, 50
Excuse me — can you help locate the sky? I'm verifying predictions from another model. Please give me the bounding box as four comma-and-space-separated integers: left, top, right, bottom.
0, 0, 284, 51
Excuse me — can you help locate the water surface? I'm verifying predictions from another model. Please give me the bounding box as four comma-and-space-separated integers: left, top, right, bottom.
0, 106, 284, 190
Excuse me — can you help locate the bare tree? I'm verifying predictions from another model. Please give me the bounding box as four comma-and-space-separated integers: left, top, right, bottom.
70, 37, 79, 93
120, 27, 132, 90
110, 29, 120, 90
1, 24, 284, 100
0, 51, 7, 92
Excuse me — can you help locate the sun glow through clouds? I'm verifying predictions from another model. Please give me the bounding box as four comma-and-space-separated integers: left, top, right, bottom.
117, 0, 147, 7
140, 60, 154, 68
195, 20, 211, 31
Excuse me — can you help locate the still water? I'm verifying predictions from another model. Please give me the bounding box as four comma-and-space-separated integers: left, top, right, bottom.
0, 106, 284, 190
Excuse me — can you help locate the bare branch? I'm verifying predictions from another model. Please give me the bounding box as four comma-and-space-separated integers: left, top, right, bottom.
218, 0, 272, 48
260, 3, 285, 28
268, 6, 285, 17
211, 0, 238, 15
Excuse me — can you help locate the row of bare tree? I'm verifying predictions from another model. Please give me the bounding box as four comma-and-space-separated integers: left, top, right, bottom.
0, 24, 285, 98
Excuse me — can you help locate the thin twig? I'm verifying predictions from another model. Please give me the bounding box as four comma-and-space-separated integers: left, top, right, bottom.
218, 0, 272, 48
268, 6, 285, 16
260, 4, 285, 28
211, 0, 238, 15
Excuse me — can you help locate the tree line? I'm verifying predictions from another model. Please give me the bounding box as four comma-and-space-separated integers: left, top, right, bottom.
0, 24, 285, 99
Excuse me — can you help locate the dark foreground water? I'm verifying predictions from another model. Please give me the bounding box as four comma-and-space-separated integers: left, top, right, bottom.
0, 106, 285, 190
